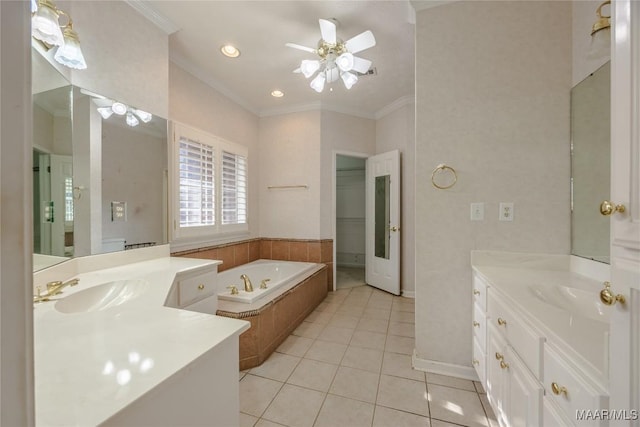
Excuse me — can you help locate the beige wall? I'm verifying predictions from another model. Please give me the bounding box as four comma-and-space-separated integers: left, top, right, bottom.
415, 1, 571, 368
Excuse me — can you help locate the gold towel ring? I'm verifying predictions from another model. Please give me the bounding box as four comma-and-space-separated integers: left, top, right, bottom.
431, 164, 457, 190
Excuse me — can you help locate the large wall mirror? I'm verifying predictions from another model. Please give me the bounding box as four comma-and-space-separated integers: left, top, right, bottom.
32, 48, 168, 271
571, 61, 610, 264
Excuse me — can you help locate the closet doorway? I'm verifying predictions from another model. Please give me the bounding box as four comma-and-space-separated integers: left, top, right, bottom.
335, 154, 367, 290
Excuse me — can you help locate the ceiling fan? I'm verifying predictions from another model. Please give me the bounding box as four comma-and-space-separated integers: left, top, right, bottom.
286, 19, 376, 93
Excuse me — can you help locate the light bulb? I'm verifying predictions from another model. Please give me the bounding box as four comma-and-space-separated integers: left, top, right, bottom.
336, 52, 354, 72
97, 107, 114, 119
310, 72, 326, 93
300, 60, 321, 78
341, 71, 358, 90
111, 102, 127, 115
32, 3, 64, 46
134, 109, 152, 123
126, 112, 139, 127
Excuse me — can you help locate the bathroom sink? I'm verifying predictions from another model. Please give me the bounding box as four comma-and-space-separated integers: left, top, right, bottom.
528, 283, 610, 322
54, 279, 148, 313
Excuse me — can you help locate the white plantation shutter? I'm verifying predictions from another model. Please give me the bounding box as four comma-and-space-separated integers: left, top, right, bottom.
179, 137, 215, 227
222, 151, 247, 225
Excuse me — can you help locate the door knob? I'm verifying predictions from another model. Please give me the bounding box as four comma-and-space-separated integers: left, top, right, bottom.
600, 200, 626, 216
600, 281, 626, 306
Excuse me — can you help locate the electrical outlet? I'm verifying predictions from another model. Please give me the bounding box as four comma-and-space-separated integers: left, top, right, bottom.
499, 202, 514, 221
111, 201, 127, 222
470, 203, 484, 221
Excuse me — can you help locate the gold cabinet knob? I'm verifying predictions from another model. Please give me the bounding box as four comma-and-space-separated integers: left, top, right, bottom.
473, 289, 481, 296
497, 317, 507, 326
390, 226, 400, 232
495, 352, 504, 361
600, 200, 626, 216
551, 382, 568, 396
198, 284, 205, 290
473, 321, 480, 328
500, 360, 509, 370
472, 359, 480, 366
600, 281, 626, 306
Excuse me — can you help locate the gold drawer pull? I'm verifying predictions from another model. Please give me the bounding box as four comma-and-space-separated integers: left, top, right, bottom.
600, 200, 626, 216
600, 281, 626, 306
473, 289, 481, 295
495, 352, 503, 361
472, 359, 480, 366
497, 317, 507, 326
500, 360, 509, 370
198, 284, 205, 290
473, 321, 480, 328
551, 382, 568, 396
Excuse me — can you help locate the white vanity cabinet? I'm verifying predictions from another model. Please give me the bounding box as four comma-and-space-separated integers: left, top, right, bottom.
472, 274, 489, 384
165, 266, 219, 314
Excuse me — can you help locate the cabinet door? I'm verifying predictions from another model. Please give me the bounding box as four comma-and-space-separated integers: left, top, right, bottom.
487, 324, 508, 426
504, 347, 543, 427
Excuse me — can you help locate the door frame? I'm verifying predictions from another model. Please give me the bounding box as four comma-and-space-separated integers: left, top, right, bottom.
332, 149, 371, 291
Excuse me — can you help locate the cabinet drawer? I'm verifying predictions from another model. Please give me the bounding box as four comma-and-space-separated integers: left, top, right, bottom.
177, 271, 217, 307
473, 302, 487, 350
544, 345, 608, 427
473, 336, 486, 386
543, 395, 575, 427
488, 292, 544, 379
472, 274, 488, 312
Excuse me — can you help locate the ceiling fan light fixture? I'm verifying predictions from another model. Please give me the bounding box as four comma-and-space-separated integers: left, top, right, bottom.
310, 72, 326, 93
336, 52, 354, 72
220, 44, 240, 58
341, 71, 358, 90
300, 60, 321, 78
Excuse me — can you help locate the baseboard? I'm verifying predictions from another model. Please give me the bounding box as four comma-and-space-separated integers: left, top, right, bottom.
412, 350, 479, 381
401, 290, 415, 298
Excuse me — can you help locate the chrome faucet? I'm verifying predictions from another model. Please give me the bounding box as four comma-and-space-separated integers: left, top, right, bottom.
240, 274, 253, 292
34, 278, 80, 303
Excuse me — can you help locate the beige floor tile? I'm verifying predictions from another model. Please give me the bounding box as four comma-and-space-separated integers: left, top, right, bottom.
329, 366, 380, 403
343, 296, 370, 307
335, 304, 365, 317
479, 393, 499, 427
341, 346, 384, 373
239, 374, 283, 417
363, 307, 392, 320
373, 406, 431, 427
430, 420, 463, 427
381, 352, 425, 382
377, 374, 430, 417
239, 412, 259, 427
428, 384, 489, 427
356, 317, 389, 334
315, 394, 375, 427
315, 301, 340, 314
350, 330, 387, 350
262, 384, 325, 427
249, 352, 301, 382
426, 373, 476, 392
392, 300, 416, 313
276, 335, 313, 357
328, 313, 360, 329
390, 311, 415, 323
304, 340, 348, 364
388, 321, 415, 338
293, 321, 325, 339
304, 310, 333, 325
474, 380, 486, 394
367, 297, 393, 311
317, 325, 355, 345
385, 335, 415, 355
287, 358, 338, 392
254, 419, 286, 427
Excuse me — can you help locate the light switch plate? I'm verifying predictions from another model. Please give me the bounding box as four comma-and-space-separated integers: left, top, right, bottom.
499, 202, 514, 221
111, 201, 127, 222
470, 203, 484, 221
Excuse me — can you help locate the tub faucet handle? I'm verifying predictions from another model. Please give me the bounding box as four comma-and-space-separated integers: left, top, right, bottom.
260, 279, 271, 289
227, 285, 239, 295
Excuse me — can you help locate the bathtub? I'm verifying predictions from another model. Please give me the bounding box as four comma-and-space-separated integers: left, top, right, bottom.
217, 259, 321, 304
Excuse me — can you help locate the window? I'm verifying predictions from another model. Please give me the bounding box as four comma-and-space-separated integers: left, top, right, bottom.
172, 123, 248, 242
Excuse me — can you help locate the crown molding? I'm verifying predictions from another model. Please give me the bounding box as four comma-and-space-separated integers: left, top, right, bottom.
410, 0, 459, 12
259, 102, 376, 120
375, 95, 415, 120
124, 0, 181, 34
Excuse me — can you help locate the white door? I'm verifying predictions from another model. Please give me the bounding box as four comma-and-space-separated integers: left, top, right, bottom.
365, 150, 401, 295
609, 1, 640, 423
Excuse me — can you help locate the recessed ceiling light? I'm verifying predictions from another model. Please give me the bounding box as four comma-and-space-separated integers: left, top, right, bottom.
220, 44, 240, 58
271, 90, 284, 98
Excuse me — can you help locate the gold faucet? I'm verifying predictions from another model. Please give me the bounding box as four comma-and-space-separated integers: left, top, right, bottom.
240, 274, 253, 292
34, 278, 80, 303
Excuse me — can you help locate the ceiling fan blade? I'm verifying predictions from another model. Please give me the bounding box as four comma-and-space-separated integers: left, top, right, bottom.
345, 30, 376, 54
351, 57, 372, 74
285, 42, 316, 54
319, 19, 337, 44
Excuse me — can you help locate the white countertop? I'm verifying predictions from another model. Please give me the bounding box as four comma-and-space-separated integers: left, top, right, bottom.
34, 256, 250, 426
471, 251, 610, 386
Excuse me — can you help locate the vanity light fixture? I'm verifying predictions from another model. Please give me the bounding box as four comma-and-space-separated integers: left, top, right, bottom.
271, 90, 284, 98
96, 100, 153, 128
588, 1, 611, 60
111, 102, 128, 115
97, 107, 114, 120
220, 44, 240, 58
126, 112, 139, 127
31, 0, 88, 70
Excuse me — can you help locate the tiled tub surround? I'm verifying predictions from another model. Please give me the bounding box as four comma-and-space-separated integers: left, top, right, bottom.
218, 265, 328, 370
471, 251, 610, 426
173, 238, 334, 291
32, 245, 250, 426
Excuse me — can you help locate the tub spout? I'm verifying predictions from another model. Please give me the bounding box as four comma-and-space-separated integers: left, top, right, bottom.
240, 274, 254, 292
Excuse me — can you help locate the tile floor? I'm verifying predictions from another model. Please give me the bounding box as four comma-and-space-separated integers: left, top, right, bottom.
239, 285, 498, 427
335, 266, 366, 290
